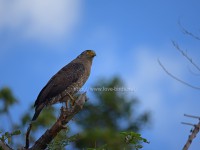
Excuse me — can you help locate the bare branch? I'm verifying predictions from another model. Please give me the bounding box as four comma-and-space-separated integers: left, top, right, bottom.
27, 92, 87, 150
183, 123, 200, 150
181, 122, 195, 127
0, 141, 13, 150
158, 59, 200, 90
184, 114, 200, 119
172, 41, 200, 72
178, 21, 200, 41
182, 114, 200, 150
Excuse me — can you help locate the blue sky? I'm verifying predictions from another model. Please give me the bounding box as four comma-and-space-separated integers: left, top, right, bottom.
0, 0, 200, 149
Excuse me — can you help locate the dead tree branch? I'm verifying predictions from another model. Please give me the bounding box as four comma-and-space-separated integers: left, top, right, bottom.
182, 114, 200, 150
28, 92, 87, 150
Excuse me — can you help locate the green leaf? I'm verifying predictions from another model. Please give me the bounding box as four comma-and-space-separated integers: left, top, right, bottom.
0, 130, 21, 144
120, 131, 149, 149
11, 130, 21, 136
4, 132, 10, 137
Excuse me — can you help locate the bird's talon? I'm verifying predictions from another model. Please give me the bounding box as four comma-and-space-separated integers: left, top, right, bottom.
66, 92, 75, 106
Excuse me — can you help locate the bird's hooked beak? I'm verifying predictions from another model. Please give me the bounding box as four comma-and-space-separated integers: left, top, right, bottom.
87, 50, 96, 58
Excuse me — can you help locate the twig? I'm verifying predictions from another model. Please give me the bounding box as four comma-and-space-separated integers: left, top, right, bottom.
184, 114, 200, 119
172, 41, 200, 72
181, 122, 195, 126
158, 59, 200, 90
178, 21, 200, 41
182, 114, 200, 150
27, 92, 87, 150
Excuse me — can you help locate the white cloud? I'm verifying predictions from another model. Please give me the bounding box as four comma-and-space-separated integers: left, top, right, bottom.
0, 0, 81, 41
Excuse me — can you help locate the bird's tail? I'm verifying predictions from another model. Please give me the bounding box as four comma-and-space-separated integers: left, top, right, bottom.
32, 103, 45, 121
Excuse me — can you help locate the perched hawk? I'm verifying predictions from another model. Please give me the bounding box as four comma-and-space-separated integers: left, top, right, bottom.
32, 50, 96, 121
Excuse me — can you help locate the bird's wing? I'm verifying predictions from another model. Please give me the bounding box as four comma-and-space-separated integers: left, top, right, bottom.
34, 62, 85, 107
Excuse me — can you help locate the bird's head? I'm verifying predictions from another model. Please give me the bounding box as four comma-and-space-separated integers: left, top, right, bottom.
79, 50, 96, 59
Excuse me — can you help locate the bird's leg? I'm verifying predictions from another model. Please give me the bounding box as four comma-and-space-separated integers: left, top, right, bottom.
66, 92, 75, 106
59, 95, 69, 109
64, 99, 69, 108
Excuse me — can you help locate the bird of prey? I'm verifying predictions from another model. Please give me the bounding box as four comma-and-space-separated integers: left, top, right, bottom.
25, 50, 96, 148
32, 50, 96, 121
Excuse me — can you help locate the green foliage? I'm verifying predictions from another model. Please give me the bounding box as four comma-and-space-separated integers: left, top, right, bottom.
84, 131, 149, 150
0, 86, 56, 147
74, 77, 151, 149
120, 131, 149, 150
0, 130, 21, 144
0, 87, 19, 141
0, 87, 18, 113
47, 129, 80, 150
